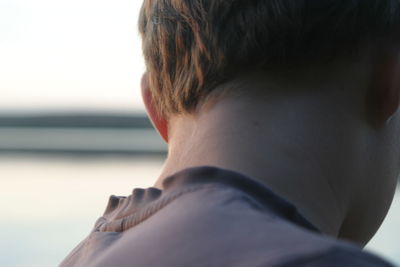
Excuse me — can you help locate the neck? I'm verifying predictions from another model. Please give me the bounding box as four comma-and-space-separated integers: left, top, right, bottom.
155, 77, 369, 243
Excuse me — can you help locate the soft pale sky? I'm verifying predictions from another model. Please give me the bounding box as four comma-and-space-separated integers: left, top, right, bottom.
0, 0, 146, 113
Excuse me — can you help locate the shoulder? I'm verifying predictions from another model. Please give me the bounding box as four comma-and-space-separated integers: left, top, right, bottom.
279, 245, 395, 267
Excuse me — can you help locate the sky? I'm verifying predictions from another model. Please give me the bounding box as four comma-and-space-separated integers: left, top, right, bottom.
0, 0, 146, 113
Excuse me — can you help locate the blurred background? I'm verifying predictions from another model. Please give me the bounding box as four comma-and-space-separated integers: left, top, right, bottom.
0, 1, 398, 266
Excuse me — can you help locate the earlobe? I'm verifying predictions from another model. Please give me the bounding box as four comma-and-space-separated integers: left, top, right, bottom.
369, 48, 400, 127
141, 73, 169, 143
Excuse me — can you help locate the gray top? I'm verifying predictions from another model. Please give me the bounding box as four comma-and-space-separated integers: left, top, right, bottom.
60, 166, 395, 267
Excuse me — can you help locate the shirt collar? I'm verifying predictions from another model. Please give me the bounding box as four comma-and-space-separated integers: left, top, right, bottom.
163, 166, 320, 233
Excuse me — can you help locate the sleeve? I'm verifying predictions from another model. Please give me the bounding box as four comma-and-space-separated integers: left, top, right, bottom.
280, 247, 396, 267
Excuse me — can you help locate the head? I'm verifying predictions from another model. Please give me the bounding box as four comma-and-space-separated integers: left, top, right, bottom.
139, 0, 400, 244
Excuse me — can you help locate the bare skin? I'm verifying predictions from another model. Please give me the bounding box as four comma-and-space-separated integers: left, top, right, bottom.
142, 46, 400, 246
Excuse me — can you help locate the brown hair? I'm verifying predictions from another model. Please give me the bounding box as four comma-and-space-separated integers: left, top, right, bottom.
139, 0, 400, 117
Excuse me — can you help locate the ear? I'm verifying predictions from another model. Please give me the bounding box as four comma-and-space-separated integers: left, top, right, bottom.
141, 73, 169, 143
369, 46, 400, 127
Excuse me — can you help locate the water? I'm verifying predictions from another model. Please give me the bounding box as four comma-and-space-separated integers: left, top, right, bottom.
0, 156, 161, 267
0, 156, 398, 267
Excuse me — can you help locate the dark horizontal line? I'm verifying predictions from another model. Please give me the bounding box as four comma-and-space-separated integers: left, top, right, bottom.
0, 113, 153, 129
0, 148, 167, 157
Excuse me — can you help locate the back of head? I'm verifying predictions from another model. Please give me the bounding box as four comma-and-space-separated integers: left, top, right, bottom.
139, 0, 400, 117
